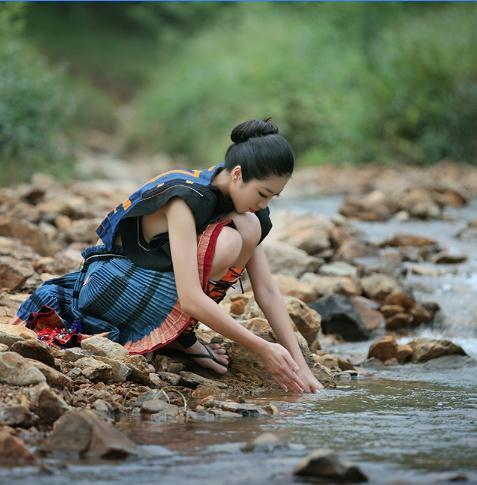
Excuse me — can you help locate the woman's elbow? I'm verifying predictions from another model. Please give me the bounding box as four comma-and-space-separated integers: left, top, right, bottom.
178, 292, 204, 316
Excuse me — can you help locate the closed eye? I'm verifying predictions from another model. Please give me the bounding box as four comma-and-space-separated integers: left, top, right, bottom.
258, 192, 268, 198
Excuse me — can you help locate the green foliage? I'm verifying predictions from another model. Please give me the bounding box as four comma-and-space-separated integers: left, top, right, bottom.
0, 5, 75, 185
128, 3, 477, 165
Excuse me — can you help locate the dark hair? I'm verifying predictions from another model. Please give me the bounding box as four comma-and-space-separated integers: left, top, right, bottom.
224, 119, 295, 182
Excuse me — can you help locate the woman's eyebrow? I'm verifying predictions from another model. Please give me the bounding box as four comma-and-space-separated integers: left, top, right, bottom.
263, 187, 282, 196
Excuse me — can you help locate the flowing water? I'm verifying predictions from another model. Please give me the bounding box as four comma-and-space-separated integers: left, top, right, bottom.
2, 197, 476, 484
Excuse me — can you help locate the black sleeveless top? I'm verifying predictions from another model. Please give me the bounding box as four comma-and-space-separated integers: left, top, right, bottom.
118, 181, 272, 271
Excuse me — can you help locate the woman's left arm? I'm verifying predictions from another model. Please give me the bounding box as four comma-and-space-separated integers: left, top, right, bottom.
246, 245, 324, 393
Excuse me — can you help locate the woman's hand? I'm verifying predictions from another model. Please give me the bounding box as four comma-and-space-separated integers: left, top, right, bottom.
258, 342, 306, 393
297, 365, 324, 393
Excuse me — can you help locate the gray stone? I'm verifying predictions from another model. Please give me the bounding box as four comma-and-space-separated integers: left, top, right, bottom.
25, 358, 73, 389
179, 371, 227, 389
0, 352, 46, 386
309, 295, 371, 341
320, 262, 358, 278
81, 336, 129, 360
63, 347, 94, 362
241, 432, 287, 452
75, 357, 113, 382
29, 383, 70, 424
11, 339, 56, 367
0, 405, 35, 428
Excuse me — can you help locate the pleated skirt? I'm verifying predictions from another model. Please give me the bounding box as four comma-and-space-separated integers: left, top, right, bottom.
15, 220, 229, 354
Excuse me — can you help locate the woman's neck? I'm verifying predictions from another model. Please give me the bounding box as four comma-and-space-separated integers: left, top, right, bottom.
211, 168, 231, 196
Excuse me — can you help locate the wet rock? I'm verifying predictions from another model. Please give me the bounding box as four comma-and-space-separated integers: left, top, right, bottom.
408, 338, 467, 363
312, 353, 355, 372
263, 240, 322, 278
350, 296, 385, 332
334, 238, 377, 261
385, 313, 414, 331
319, 262, 358, 278
310, 295, 371, 341
26, 358, 73, 389
367, 336, 398, 362
293, 449, 368, 482
81, 335, 129, 360
0, 405, 35, 428
75, 357, 113, 382
396, 344, 413, 364
45, 409, 139, 459
0, 256, 34, 290
29, 383, 70, 424
241, 432, 287, 452
337, 370, 358, 381
274, 274, 317, 303
379, 233, 437, 248
0, 352, 46, 386
140, 399, 182, 417
432, 252, 467, 264
11, 339, 56, 367
285, 296, 321, 345
179, 371, 227, 389
361, 274, 402, 301
398, 189, 441, 219
202, 398, 272, 417
340, 191, 394, 221
0, 428, 37, 467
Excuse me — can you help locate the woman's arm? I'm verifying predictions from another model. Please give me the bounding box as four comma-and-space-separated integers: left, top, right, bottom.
165, 199, 305, 392
246, 245, 324, 392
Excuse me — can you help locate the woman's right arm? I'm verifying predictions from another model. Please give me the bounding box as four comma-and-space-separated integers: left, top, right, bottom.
165, 198, 305, 393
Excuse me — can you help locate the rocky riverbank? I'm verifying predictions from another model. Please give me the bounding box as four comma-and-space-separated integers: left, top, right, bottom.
0, 163, 475, 480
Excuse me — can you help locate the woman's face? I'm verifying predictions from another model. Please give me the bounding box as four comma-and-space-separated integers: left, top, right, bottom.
229, 166, 290, 214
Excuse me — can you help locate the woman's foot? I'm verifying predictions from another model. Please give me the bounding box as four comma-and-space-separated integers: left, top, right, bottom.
166, 340, 229, 375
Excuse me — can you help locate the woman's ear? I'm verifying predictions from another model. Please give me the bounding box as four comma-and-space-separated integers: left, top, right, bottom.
232, 165, 242, 182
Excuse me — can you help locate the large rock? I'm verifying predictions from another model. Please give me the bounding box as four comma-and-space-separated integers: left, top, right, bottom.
11, 339, 56, 367
29, 383, 70, 424
319, 262, 358, 278
340, 191, 394, 221
361, 274, 402, 301
272, 214, 334, 254
350, 296, 385, 332
285, 297, 321, 345
81, 335, 129, 360
262, 240, 322, 278
301, 273, 362, 297
294, 449, 368, 482
45, 409, 139, 458
0, 352, 46, 386
0, 323, 37, 347
309, 295, 371, 341
75, 357, 113, 382
397, 189, 441, 219
273, 274, 317, 303
122, 354, 154, 385
408, 338, 467, 363
0, 256, 34, 290
0, 405, 35, 428
378, 234, 437, 248
367, 336, 398, 362
26, 358, 73, 389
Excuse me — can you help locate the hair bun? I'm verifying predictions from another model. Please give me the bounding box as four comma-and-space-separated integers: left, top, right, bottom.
230, 118, 279, 143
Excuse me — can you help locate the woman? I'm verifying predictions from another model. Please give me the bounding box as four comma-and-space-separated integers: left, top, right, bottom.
15, 119, 323, 393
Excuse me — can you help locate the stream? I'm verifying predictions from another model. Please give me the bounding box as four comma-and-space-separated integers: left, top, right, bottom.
2, 196, 476, 484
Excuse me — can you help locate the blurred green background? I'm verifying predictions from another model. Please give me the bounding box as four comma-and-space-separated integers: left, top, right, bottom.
1, 2, 477, 185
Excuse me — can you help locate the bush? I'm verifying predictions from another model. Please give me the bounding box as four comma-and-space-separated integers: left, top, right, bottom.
127, 4, 477, 165
0, 5, 75, 185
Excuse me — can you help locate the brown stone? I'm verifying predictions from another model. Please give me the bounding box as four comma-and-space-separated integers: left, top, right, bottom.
229, 295, 249, 315
350, 296, 385, 332
30, 383, 70, 424
0, 352, 46, 386
410, 304, 433, 325
11, 339, 56, 367
396, 344, 413, 364
385, 313, 413, 331
301, 273, 362, 297
361, 274, 402, 301
285, 297, 321, 345
313, 353, 355, 372
45, 409, 139, 458
384, 292, 415, 311
367, 336, 398, 362
274, 274, 317, 303
379, 233, 437, 247
0, 429, 37, 467
0, 256, 34, 290
26, 359, 73, 389
340, 191, 394, 221
380, 304, 405, 318
408, 338, 467, 363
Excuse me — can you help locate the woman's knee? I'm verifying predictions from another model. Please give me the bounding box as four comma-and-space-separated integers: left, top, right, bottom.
231, 212, 261, 250
215, 226, 243, 264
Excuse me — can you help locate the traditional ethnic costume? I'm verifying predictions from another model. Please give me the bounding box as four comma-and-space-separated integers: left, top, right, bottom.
14, 163, 272, 354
